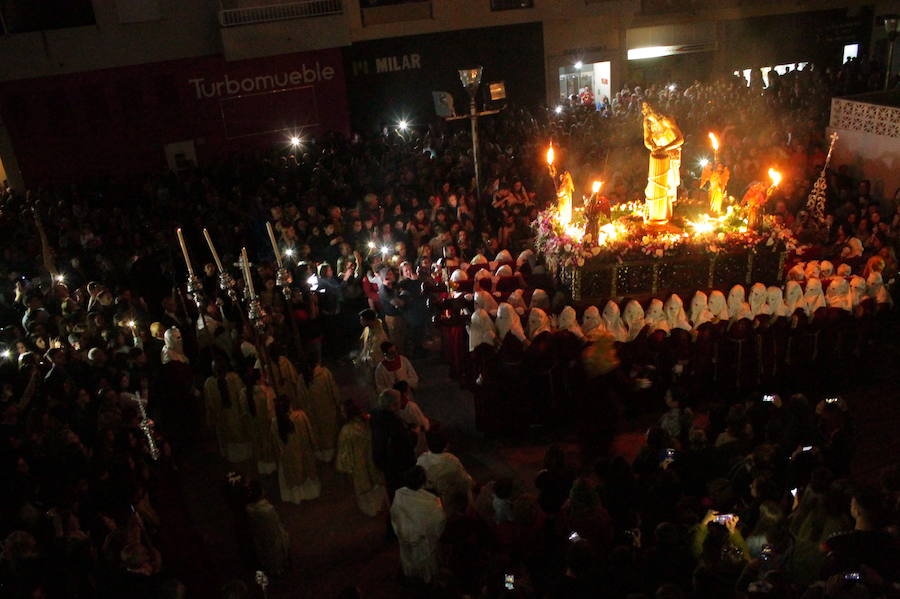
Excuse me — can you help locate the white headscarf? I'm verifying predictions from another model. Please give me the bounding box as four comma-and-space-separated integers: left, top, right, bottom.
507, 289, 527, 315
867, 272, 892, 305
849, 276, 867, 308
471, 254, 488, 265
645, 298, 670, 334
558, 306, 584, 338
496, 302, 526, 342
767, 286, 788, 317
494, 250, 513, 264
836, 263, 852, 277
787, 263, 806, 282
843, 238, 864, 259
727, 285, 751, 321
474, 268, 493, 291
527, 308, 552, 340
162, 327, 189, 364
475, 289, 499, 317
516, 249, 535, 270
748, 283, 770, 316
689, 291, 713, 328
804, 278, 826, 316
450, 269, 469, 297
530, 289, 550, 311
784, 281, 804, 315
468, 309, 498, 351
664, 294, 691, 331
826, 278, 852, 312
494, 264, 513, 278
708, 290, 729, 321
602, 301, 627, 342
581, 305, 603, 335
804, 261, 821, 280
622, 300, 646, 341
820, 260, 834, 279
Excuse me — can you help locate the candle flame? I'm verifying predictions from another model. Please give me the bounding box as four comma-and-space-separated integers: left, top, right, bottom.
546, 144, 555, 166
768, 168, 782, 187
708, 132, 719, 151
592, 180, 602, 194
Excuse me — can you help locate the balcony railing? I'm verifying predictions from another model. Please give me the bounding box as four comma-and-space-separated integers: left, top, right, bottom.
219, 0, 342, 27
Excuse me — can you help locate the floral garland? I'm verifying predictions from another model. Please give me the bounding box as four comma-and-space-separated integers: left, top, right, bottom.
533, 205, 800, 272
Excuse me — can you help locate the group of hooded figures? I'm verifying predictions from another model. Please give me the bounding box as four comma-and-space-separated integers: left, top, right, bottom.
434, 252, 894, 435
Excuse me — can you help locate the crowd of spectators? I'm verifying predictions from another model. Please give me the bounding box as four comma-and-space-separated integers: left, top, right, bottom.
0, 54, 898, 599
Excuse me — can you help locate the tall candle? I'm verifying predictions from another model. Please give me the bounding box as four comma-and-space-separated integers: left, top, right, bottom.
176, 228, 194, 276
266, 222, 283, 268
241, 247, 256, 297
203, 228, 225, 273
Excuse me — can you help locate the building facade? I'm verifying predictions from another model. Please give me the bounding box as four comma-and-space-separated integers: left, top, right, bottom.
0, 0, 894, 188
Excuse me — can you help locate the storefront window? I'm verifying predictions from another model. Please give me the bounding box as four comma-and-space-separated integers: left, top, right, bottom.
558, 61, 611, 108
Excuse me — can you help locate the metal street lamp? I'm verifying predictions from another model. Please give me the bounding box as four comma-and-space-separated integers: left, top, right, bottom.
446, 66, 501, 224
886, 15, 899, 89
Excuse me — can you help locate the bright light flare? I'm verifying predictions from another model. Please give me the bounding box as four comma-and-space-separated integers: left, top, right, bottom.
367, 241, 376, 249
564, 224, 584, 242
554, 105, 563, 114
546, 144, 555, 166
307, 274, 319, 290
127, 320, 136, 328
699, 158, 709, 168
768, 168, 782, 187
668, 84, 676, 92
284, 248, 295, 257
708, 132, 719, 151
688, 214, 716, 234
574, 61, 583, 69
54, 274, 65, 283
381, 246, 390, 255
1, 350, 10, 359
397, 120, 409, 131
592, 180, 602, 194
289, 136, 301, 147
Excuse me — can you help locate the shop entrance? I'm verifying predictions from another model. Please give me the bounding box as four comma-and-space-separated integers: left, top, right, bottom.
558, 60, 611, 108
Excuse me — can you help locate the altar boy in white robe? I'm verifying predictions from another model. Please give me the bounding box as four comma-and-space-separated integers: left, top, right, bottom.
390, 466, 446, 583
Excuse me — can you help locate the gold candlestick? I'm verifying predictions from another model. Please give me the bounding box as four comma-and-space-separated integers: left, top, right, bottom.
203, 228, 225, 273
176, 228, 195, 276
266, 222, 283, 268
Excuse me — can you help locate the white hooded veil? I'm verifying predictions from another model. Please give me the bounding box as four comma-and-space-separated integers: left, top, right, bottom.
507, 289, 527, 315
527, 307, 552, 340
748, 283, 770, 316
622, 300, 646, 341
162, 327, 189, 364
867, 272, 892, 305
558, 306, 584, 339
784, 281, 804, 315
645, 299, 670, 334
826, 278, 852, 312
530, 289, 550, 311
849, 276, 867, 308
804, 261, 821, 280
820, 260, 834, 279
602, 301, 627, 342
664, 294, 691, 331
804, 278, 826, 316
474, 289, 499, 317
689, 291, 713, 329
727, 285, 751, 321
581, 306, 603, 335
496, 302, 526, 343
767, 286, 788, 318
708, 290, 729, 321
836, 263, 852, 278
468, 309, 498, 351
787, 263, 806, 282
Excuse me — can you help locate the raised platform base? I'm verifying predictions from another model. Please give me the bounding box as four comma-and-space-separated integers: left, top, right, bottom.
562, 248, 788, 304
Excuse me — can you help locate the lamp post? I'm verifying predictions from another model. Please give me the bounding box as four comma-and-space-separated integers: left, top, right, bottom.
447, 66, 500, 226
885, 15, 899, 90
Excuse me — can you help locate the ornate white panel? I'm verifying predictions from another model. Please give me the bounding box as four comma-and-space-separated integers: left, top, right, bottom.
830, 98, 900, 139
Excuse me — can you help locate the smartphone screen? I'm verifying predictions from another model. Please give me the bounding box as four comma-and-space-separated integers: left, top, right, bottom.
801, 445, 813, 452
791, 488, 798, 497
762, 394, 775, 403
568, 531, 581, 542
504, 574, 514, 590
714, 514, 734, 524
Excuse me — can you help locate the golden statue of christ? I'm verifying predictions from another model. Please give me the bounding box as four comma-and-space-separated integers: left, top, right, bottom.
641, 102, 684, 224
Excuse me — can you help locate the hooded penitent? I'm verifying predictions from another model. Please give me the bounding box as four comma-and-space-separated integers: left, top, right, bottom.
527, 308, 552, 340
849, 276, 867, 308
804, 261, 821, 280
516, 249, 535, 270
622, 300, 646, 342
804, 278, 826, 316
767, 286, 788, 318
748, 283, 770, 316
820, 260, 834, 279
826, 278, 852, 312
530, 289, 550, 311
866, 272, 892, 305
494, 250, 513, 265
689, 291, 713, 328
558, 306, 584, 338
784, 281, 804, 315
507, 289, 527, 315
727, 285, 751, 321
581, 305, 603, 335
496, 302, 526, 342
836, 263, 852, 277
602, 301, 627, 342
474, 290, 499, 317
645, 299, 670, 334
162, 327, 189, 364
468, 309, 498, 351
664, 294, 691, 331
787, 263, 806, 282
708, 290, 729, 321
